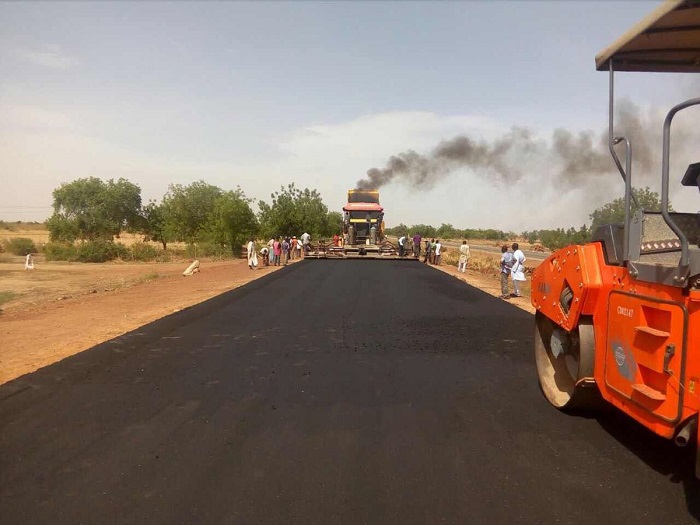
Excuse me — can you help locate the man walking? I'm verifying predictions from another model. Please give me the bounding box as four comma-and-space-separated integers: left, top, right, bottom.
458, 240, 470, 273
434, 239, 442, 265
511, 242, 526, 297
499, 245, 513, 299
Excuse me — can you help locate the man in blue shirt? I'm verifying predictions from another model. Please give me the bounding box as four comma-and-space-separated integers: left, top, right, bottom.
499, 245, 514, 299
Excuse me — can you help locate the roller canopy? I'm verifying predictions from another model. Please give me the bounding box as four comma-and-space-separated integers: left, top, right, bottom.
595, 0, 700, 72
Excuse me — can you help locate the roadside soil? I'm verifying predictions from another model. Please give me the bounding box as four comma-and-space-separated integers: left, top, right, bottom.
0, 256, 292, 384
0, 254, 533, 386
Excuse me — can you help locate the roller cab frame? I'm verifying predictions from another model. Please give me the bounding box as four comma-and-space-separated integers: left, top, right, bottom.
531, 0, 700, 475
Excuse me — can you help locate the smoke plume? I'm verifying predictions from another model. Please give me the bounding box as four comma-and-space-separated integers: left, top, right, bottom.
355, 100, 679, 192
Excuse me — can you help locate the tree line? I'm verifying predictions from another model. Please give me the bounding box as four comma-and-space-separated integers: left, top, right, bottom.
45, 178, 343, 256
38, 177, 668, 256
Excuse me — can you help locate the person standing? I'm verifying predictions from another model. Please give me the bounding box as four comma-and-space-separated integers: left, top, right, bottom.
412, 232, 422, 257
301, 232, 311, 256
499, 245, 513, 299
25, 253, 35, 270
282, 238, 290, 265
458, 240, 470, 273
246, 238, 258, 270
434, 239, 442, 265
511, 242, 526, 297
273, 238, 282, 266
424, 239, 432, 264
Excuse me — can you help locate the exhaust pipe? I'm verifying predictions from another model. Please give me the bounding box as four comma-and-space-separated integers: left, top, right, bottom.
675, 418, 697, 447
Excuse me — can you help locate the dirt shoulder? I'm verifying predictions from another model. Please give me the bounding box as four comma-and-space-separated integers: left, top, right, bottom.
1, 255, 533, 386
0, 257, 292, 384
430, 262, 535, 314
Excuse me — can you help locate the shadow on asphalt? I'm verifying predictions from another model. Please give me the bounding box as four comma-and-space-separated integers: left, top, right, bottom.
561, 393, 700, 518
593, 410, 700, 519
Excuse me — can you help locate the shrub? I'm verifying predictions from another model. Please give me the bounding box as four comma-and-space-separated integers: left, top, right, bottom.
130, 242, 159, 262
75, 240, 129, 263
44, 242, 78, 261
3, 237, 37, 256
185, 243, 225, 258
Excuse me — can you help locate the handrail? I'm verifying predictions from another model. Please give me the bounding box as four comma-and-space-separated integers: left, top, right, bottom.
661, 97, 700, 274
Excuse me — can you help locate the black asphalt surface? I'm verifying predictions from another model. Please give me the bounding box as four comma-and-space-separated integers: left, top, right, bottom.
1, 260, 699, 524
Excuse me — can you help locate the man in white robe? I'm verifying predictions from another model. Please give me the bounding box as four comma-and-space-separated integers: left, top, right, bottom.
247, 238, 258, 270
510, 243, 526, 297
458, 241, 470, 273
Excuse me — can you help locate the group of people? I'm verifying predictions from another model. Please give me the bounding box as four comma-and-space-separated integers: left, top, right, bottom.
499, 242, 526, 299
246, 232, 312, 270
397, 233, 424, 258
422, 239, 443, 265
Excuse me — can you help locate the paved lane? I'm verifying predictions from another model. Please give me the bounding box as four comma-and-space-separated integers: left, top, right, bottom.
1, 261, 698, 524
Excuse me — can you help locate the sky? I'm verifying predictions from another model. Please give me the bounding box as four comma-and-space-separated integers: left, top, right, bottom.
1, 0, 698, 231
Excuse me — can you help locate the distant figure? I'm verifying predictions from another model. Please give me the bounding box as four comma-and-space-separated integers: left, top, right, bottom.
282, 238, 290, 265
412, 233, 422, 257
25, 253, 35, 270
333, 233, 339, 247
499, 245, 513, 299
434, 239, 442, 265
273, 239, 282, 266
260, 246, 270, 266
290, 236, 297, 259
398, 235, 406, 257
247, 238, 258, 270
458, 240, 470, 273
511, 243, 526, 297
301, 232, 311, 255
424, 239, 432, 264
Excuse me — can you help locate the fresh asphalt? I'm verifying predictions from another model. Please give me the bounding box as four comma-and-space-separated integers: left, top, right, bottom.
1, 260, 698, 524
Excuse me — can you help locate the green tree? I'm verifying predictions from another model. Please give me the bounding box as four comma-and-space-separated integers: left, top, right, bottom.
437, 223, 458, 239
206, 190, 258, 256
324, 211, 343, 237
47, 177, 142, 241
589, 187, 670, 232
161, 181, 222, 243
258, 183, 334, 239
139, 201, 170, 250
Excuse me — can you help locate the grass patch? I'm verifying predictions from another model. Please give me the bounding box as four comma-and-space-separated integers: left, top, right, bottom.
138, 271, 161, 284
0, 291, 18, 306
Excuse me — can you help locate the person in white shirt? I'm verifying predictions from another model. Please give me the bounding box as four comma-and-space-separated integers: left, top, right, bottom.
510, 243, 526, 297
398, 235, 406, 257
247, 238, 258, 270
458, 240, 470, 273
434, 239, 442, 265
25, 253, 35, 270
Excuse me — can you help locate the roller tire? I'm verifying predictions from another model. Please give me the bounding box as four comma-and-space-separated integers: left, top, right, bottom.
535, 312, 603, 411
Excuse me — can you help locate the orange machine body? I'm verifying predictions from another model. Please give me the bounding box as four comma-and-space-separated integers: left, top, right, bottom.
531, 242, 700, 439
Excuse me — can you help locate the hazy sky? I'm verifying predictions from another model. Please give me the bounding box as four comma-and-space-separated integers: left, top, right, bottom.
1, 1, 698, 230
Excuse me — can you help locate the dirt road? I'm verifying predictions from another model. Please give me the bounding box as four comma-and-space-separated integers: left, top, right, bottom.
1, 260, 697, 523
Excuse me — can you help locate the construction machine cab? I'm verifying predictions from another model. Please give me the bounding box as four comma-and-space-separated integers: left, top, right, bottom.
595, 0, 700, 288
